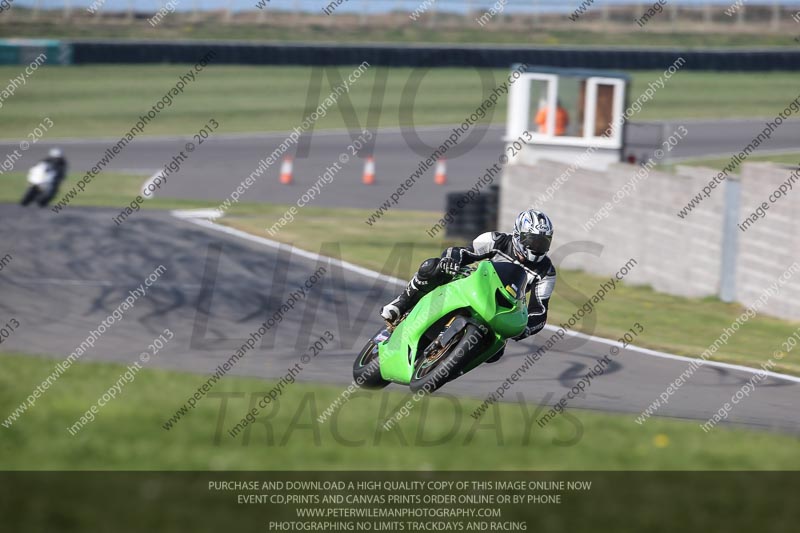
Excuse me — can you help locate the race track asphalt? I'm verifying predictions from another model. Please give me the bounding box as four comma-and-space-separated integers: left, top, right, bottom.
1, 204, 798, 434
2, 118, 798, 213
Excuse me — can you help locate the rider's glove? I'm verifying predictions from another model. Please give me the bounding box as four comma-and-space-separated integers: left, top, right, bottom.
439, 247, 463, 276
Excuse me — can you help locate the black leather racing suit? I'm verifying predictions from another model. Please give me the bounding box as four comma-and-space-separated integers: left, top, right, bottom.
388, 231, 556, 361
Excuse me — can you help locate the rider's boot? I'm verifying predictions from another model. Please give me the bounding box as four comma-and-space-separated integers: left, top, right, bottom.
380, 258, 444, 326
380, 276, 422, 325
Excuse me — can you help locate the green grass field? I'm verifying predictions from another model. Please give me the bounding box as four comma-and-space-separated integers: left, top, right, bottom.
0, 66, 798, 139
1, 353, 798, 470
672, 152, 800, 173
0, 171, 219, 211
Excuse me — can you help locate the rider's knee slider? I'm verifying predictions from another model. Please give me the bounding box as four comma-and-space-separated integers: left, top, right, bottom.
417, 258, 440, 280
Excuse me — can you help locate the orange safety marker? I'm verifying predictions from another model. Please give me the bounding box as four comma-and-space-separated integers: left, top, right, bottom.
434, 158, 447, 185
362, 156, 376, 185
279, 157, 294, 184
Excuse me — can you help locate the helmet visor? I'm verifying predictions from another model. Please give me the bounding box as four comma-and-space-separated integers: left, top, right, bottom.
519, 233, 552, 255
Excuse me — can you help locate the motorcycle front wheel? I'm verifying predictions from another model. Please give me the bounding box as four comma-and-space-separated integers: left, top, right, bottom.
410, 323, 483, 394
352, 328, 391, 389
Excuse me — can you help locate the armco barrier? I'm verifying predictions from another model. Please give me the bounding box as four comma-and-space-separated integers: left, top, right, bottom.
69, 40, 800, 71
0, 39, 72, 65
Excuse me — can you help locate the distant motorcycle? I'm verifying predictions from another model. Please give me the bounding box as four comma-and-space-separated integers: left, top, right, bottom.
20, 162, 57, 207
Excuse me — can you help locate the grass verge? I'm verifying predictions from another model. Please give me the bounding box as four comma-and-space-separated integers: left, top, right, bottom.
666, 152, 800, 174
0, 171, 219, 211
1, 353, 797, 470
0, 66, 798, 139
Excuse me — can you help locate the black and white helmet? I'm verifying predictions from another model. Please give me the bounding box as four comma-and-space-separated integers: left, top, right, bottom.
512, 209, 553, 263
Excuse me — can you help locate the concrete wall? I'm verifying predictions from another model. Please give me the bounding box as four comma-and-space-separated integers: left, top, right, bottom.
500, 159, 800, 321
736, 163, 800, 321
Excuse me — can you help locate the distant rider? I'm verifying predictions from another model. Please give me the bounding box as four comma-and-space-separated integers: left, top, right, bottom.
380, 209, 557, 363
20, 148, 68, 207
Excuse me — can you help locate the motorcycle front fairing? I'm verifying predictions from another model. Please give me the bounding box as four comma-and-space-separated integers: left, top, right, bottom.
377, 261, 528, 384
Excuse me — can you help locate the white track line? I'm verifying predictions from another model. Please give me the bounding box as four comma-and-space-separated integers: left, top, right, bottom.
173, 211, 800, 385
175, 215, 406, 287
3, 277, 203, 289
545, 325, 800, 385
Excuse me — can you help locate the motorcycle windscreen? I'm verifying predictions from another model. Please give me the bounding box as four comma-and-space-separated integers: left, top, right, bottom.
491, 261, 528, 300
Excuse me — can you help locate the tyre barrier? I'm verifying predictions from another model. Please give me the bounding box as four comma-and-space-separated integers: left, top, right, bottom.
444, 185, 499, 240
70, 40, 800, 71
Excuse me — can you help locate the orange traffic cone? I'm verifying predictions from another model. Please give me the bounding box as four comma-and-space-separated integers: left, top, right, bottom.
279, 157, 294, 184
362, 156, 376, 185
434, 158, 447, 185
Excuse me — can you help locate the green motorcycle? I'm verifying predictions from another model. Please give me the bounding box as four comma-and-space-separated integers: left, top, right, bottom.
353, 251, 531, 393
